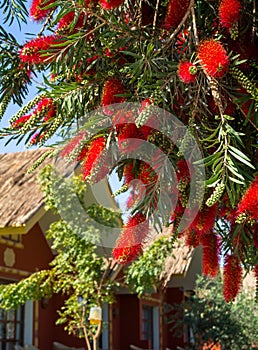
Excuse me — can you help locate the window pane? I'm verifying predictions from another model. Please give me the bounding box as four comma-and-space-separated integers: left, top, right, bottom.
141, 305, 153, 344
0, 280, 24, 348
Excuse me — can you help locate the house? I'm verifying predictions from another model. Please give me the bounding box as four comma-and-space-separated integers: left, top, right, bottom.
0, 149, 203, 350
109, 231, 202, 350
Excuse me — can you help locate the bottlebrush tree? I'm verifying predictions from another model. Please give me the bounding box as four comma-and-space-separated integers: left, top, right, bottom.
0, 0, 257, 301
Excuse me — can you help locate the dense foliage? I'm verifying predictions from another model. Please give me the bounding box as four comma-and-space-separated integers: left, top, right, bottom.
166, 274, 258, 349
0, 0, 257, 300
0, 166, 121, 350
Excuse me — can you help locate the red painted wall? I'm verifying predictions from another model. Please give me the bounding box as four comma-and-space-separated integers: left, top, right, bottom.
110, 288, 185, 350
163, 287, 184, 350
0, 223, 85, 350
111, 294, 150, 350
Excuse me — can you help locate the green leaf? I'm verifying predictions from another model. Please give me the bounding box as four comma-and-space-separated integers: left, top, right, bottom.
228, 145, 253, 161
225, 163, 245, 180
228, 149, 255, 169
228, 176, 244, 185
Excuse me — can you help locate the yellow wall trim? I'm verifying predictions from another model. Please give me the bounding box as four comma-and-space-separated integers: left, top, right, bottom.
0, 238, 24, 249
0, 265, 31, 277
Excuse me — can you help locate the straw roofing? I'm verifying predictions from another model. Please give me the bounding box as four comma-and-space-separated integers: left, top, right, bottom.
0, 149, 51, 228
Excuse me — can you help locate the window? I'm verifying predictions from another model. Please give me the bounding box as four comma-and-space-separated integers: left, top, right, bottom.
141, 304, 160, 350
141, 305, 153, 344
0, 308, 24, 350
0, 280, 24, 350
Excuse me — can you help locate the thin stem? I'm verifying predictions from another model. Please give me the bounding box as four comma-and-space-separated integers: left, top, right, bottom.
38, 9, 55, 37
153, 0, 160, 30
81, 305, 92, 350
191, 5, 199, 46
252, 0, 256, 44
164, 0, 194, 50
93, 322, 102, 350
137, 0, 143, 27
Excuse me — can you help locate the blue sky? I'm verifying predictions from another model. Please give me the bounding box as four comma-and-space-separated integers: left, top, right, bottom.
0, 11, 127, 211
0, 17, 42, 153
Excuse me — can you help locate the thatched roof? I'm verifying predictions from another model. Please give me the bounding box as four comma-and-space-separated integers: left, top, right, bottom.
0, 148, 51, 231
160, 239, 194, 286
143, 226, 196, 282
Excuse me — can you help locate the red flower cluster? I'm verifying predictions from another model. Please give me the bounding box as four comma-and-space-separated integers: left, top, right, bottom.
113, 213, 148, 264
138, 162, 158, 187
123, 162, 137, 185
82, 136, 106, 180
238, 176, 258, 220
101, 78, 125, 115
56, 12, 86, 34
11, 115, 32, 129
197, 39, 229, 78
177, 159, 191, 181
99, 0, 125, 10
164, 0, 189, 30
117, 123, 151, 153
223, 254, 242, 302
201, 232, 220, 277
30, 132, 45, 145
178, 61, 197, 84
11, 97, 56, 131
20, 35, 58, 65
175, 29, 189, 55
219, 0, 241, 30
189, 204, 218, 237
33, 97, 56, 121
30, 0, 55, 21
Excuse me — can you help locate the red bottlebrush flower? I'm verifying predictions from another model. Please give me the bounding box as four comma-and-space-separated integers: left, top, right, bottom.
138, 162, 158, 187
197, 39, 229, 78
140, 98, 153, 110
30, 0, 55, 21
185, 228, 200, 248
56, 12, 86, 34
177, 159, 191, 181
99, 0, 125, 10
219, 0, 241, 30
201, 232, 220, 277
164, 0, 190, 30
124, 162, 137, 185
61, 131, 87, 159
113, 110, 134, 128
237, 176, 258, 220
113, 213, 148, 264
138, 125, 154, 139
11, 115, 32, 129
175, 29, 189, 55
178, 61, 197, 84
138, 162, 159, 207
33, 97, 56, 121
117, 123, 146, 153
190, 204, 218, 236
76, 145, 89, 162
223, 254, 242, 302
91, 151, 111, 183
101, 78, 125, 115
30, 132, 45, 145
82, 136, 106, 180
20, 35, 59, 65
